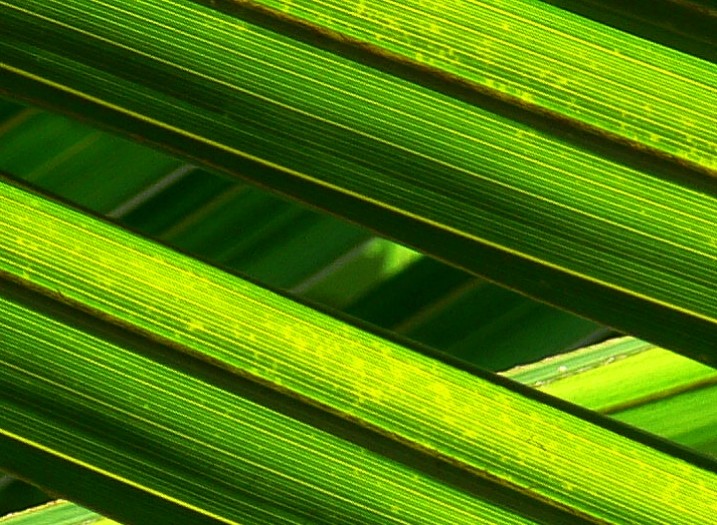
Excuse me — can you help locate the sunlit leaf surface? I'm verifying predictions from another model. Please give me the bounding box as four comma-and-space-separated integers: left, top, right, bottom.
2, 179, 716, 524
2, 0, 717, 363
2, 0, 717, 521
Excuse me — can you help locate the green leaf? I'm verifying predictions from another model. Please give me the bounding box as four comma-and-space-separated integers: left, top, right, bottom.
513, 337, 717, 412
504, 336, 717, 456
4, 278, 546, 524
537, 0, 717, 63
1, 178, 716, 524
0, 99, 603, 367
0, 99, 375, 292
400, 279, 602, 370
2, 0, 716, 363
0, 103, 179, 214
7, 334, 717, 524
0, 477, 46, 518
295, 238, 423, 308
0, 501, 109, 525
212, 0, 717, 171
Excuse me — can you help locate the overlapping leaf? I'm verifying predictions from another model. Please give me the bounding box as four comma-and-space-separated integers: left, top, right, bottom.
2, 179, 717, 524
2, 0, 716, 362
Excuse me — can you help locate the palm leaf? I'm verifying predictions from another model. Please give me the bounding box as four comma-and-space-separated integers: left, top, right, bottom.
2, 178, 716, 523
4, 335, 717, 523
2, 0, 717, 362
0, 98, 602, 369
504, 336, 717, 456
2, 0, 717, 522
0, 500, 110, 525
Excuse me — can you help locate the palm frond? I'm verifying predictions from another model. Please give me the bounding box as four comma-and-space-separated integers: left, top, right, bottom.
2, 0, 717, 522
3, 0, 717, 362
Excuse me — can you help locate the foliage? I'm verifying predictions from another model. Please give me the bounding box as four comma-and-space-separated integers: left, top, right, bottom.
1, 0, 717, 523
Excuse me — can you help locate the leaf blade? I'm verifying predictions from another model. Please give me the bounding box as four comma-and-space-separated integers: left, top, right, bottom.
2, 0, 716, 363
2, 178, 716, 524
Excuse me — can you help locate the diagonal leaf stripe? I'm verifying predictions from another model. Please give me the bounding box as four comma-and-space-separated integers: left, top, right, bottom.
1, 179, 717, 523
504, 336, 717, 456
2, 0, 717, 364
3, 338, 717, 524
0, 500, 109, 525
1, 279, 549, 525
202, 0, 717, 172
537, 0, 717, 64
